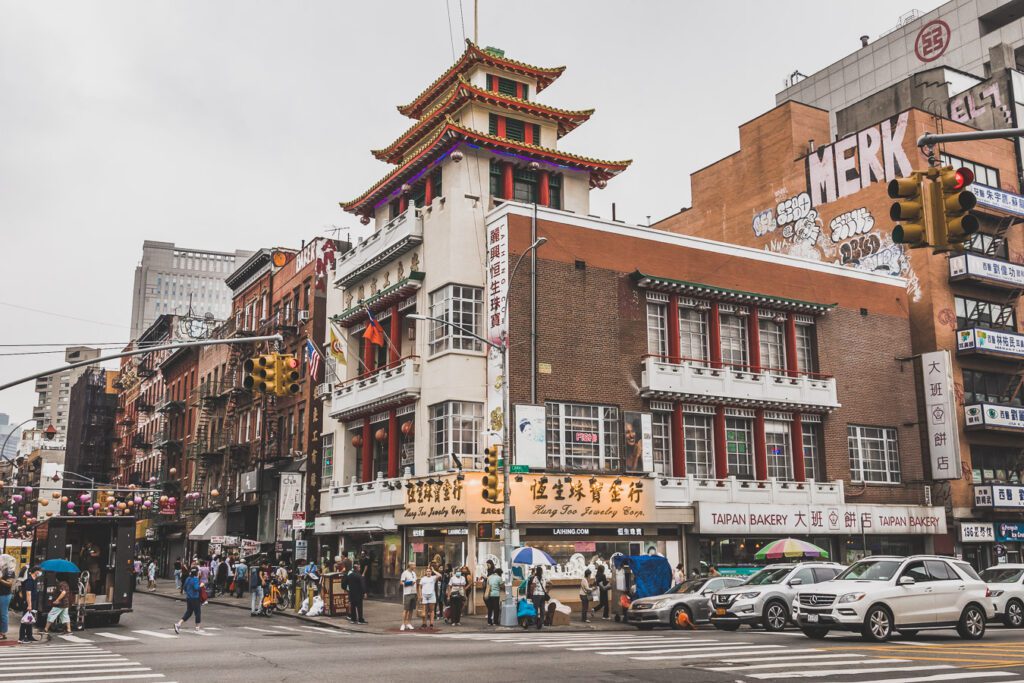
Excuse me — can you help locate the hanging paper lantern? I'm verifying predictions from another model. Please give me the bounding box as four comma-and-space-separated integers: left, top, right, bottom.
23, 486, 33, 494
159, 495, 168, 504
116, 502, 127, 510
169, 467, 177, 476
401, 421, 413, 436
12, 494, 21, 503
167, 497, 176, 505
51, 491, 60, 499
133, 496, 142, 504
39, 499, 48, 507
211, 489, 219, 497
61, 496, 69, 503
45, 512, 53, 517
143, 500, 152, 508
79, 494, 90, 502
375, 428, 387, 442
351, 434, 363, 448
67, 501, 75, 509
128, 484, 137, 490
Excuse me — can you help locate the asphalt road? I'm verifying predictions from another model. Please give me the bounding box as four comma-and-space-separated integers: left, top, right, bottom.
7, 595, 1024, 683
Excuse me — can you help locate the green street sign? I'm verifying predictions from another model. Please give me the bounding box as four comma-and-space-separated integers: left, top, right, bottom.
510, 465, 530, 474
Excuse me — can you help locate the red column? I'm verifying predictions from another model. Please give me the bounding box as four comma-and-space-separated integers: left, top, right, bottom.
748, 306, 761, 371
502, 162, 514, 200
387, 409, 399, 479
754, 409, 768, 480
791, 413, 806, 482
496, 116, 507, 139
713, 406, 728, 479
389, 304, 401, 366
709, 303, 722, 368
362, 329, 375, 375
671, 403, 686, 477
399, 196, 407, 213
424, 174, 433, 206
361, 421, 372, 482
785, 314, 799, 376
524, 124, 534, 145
667, 295, 681, 362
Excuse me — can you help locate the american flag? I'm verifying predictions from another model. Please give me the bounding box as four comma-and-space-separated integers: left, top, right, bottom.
304, 339, 323, 381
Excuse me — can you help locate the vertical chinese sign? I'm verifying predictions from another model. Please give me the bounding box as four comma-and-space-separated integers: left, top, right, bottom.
920, 350, 961, 480
486, 218, 509, 446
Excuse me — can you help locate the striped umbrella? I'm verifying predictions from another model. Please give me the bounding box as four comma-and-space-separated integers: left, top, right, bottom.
510, 546, 556, 566
754, 538, 829, 560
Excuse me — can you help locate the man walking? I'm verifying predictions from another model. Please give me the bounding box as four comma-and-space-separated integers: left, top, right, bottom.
18, 566, 42, 643
249, 562, 264, 616
174, 567, 204, 633
44, 577, 73, 638
234, 557, 247, 598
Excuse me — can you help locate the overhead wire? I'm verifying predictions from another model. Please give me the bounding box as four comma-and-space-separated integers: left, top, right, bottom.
0, 301, 129, 329
444, 0, 457, 61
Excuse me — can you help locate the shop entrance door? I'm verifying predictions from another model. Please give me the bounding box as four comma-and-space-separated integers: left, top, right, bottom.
360, 541, 384, 595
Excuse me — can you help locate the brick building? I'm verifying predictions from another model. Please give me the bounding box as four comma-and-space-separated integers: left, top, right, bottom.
64, 368, 118, 494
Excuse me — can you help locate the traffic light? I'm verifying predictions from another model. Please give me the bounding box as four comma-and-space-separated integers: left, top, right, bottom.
277, 354, 301, 396
889, 172, 928, 248
243, 354, 276, 393
936, 166, 979, 250
482, 445, 500, 503
260, 354, 279, 395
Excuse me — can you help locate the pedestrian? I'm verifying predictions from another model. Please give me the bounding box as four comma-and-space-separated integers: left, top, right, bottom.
436, 564, 451, 622
133, 558, 142, 587
249, 562, 264, 616
215, 558, 229, 597
485, 559, 495, 576
0, 557, 14, 640
198, 560, 210, 589
44, 577, 73, 637
485, 568, 503, 626
302, 558, 320, 597
173, 557, 183, 593
672, 562, 685, 586
18, 566, 42, 643
594, 565, 610, 620
234, 557, 247, 598
147, 559, 158, 592
447, 566, 467, 626
345, 563, 367, 624
399, 562, 417, 631
579, 569, 593, 623
527, 566, 550, 630
418, 567, 438, 629
174, 567, 204, 633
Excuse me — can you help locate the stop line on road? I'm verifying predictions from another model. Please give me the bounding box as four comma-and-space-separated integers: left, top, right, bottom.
43, 623, 349, 644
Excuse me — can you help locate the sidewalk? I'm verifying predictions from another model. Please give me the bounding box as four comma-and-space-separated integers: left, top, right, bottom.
144, 579, 632, 635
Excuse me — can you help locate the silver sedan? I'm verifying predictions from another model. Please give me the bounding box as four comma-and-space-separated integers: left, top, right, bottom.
627, 576, 746, 629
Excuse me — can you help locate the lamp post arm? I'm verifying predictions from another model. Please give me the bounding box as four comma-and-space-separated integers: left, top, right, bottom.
407, 314, 501, 351
0, 418, 38, 464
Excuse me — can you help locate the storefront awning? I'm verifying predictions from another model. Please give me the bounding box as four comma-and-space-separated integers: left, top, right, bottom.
188, 512, 226, 541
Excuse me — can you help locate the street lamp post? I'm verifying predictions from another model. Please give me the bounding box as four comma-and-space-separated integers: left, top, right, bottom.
408, 235, 546, 627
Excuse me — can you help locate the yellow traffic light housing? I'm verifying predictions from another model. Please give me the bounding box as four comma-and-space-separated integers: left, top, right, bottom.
889, 173, 928, 248
260, 354, 278, 395
243, 354, 276, 393
277, 354, 301, 397
935, 166, 979, 250
482, 445, 500, 503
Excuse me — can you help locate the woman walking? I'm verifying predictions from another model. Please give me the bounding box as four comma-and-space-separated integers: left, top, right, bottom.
485, 568, 503, 626
579, 569, 593, 623
174, 567, 204, 633
594, 565, 610, 620
527, 566, 550, 630
447, 566, 467, 626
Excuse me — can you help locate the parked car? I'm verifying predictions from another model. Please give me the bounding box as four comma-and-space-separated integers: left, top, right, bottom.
792, 555, 994, 642
709, 562, 844, 632
980, 563, 1024, 627
627, 576, 745, 629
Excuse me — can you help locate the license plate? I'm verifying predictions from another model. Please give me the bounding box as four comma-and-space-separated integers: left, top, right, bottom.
715, 608, 726, 616
807, 613, 819, 623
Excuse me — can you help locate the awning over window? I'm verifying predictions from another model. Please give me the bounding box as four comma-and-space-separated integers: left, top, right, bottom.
188, 512, 226, 541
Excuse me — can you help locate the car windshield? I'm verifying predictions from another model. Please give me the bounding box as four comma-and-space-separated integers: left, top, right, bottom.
836, 559, 901, 581
669, 579, 707, 594
743, 567, 793, 586
980, 567, 1024, 583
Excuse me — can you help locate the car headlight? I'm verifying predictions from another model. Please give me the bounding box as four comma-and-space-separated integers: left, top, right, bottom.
738, 591, 761, 600
990, 590, 1004, 597
649, 599, 671, 609
838, 592, 865, 604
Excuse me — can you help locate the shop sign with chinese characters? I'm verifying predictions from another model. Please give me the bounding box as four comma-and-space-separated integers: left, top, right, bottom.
975, 484, 1024, 508
965, 404, 1024, 432
919, 351, 961, 480
949, 251, 1024, 288
485, 217, 508, 442
972, 183, 1024, 218
958, 328, 1024, 360
960, 522, 995, 543
696, 502, 946, 535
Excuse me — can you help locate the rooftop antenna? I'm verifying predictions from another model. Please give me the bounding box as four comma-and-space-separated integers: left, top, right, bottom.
474, 0, 478, 43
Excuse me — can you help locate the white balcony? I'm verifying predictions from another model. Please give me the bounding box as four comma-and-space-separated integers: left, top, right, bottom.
334, 206, 423, 288
318, 474, 405, 516
641, 357, 839, 411
329, 357, 421, 420
655, 475, 845, 508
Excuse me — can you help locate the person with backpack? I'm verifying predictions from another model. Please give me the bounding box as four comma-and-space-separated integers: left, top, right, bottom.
234, 557, 247, 598
173, 567, 204, 633
0, 559, 14, 640
18, 566, 42, 643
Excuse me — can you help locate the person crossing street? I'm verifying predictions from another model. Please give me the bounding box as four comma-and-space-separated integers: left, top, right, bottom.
174, 567, 204, 633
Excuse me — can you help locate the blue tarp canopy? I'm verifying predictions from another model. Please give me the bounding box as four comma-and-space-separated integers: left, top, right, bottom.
613, 555, 672, 599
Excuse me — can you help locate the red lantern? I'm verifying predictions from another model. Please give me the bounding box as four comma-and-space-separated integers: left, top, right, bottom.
375, 428, 387, 442
401, 421, 413, 436
351, 435, 363, 448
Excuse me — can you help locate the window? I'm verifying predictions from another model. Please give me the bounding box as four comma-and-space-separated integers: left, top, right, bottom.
759, 317, 787, 371
802, 422, 822, 481
513, 166, 536, 202
428, 284, 483, 354
646, 303, 667, 357
965, 232, 1009, 259
765, 421, 793, 480
679, 307, 708, 362
488, 114, 540, 144
725, 418, 754, 479
487, 74, 529, 99
955, 295, 1017, 331
684, 413, 714, 478
848, 425, 901, 483
939, 152, 1000, 187
971, 445, 1024, 483
651, 412, 672, 476
545, 402, 621, 472
795, 324, 816, 373
720, 314, 748, 368
429, 401, 483, 473
322, 433, 334, 483
963, 369, 1021, 406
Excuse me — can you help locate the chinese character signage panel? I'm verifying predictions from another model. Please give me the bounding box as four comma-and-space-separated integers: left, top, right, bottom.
996, 522, 1024, 542
920, 351, 961, 480
696, 502, 946, 535
989, 485, 1024, 509
485, 218, 509, 444
975, 485, 994, 507
949, 252, 1024, 288
965, 404, 1024, 432
972, 183, 1024, 218
960, 522, 995, 542
958, 328, 1024, 360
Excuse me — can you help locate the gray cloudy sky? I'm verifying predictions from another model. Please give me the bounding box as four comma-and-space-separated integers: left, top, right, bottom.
0, 0, 934, 420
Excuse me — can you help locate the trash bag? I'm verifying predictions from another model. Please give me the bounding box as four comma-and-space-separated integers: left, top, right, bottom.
306, 595, 325, 617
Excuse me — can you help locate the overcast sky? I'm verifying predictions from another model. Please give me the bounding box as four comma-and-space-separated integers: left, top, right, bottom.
0, 0, 936, 422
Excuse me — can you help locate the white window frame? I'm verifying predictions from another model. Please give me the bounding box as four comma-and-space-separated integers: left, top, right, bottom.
765, 420, 793, 480
759, 318, 787, 371
322, 433, 334, 484
679, 307, 708, 363
725, 417, 754, 479
646, 303, 667, 358
801, 422, 821, 481
684, 412, 714, 478
429, 401, 483, 473
848, 425, 901, 484
795, 323, 814, 374
429, 284, 484, 355
651, 412, 672, 476
545, 402, 621, 472
720, 313, 748, 368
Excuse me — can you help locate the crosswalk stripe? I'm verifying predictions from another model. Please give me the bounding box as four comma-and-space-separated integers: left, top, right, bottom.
57, 635, 94, 643
569, 639, 728, 651
630, 646, 805, 661
724, 652, 878, 664
268, 625, 301, 632
0, 656, 127, 664
0, 649, 107, 657
204, 627, 221, 631
242, 626, 277, 633
747, 664, 955, 680
871, 674, 1019, 683
132, 630, 178, 639
0, 662, 138, 672
707, 658, 909, 672
0, 667, 150, 679
586, 641, 751, 654
298, 626, 346, 636
602, 644, 787, 657
1, 675, 165, 683
539, 639, 675, 648
192, 630, 217, 636
95, 632, 140, 641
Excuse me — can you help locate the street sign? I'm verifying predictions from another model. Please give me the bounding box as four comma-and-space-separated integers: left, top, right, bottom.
295, 540, 308, 561
509, 465, 530, 474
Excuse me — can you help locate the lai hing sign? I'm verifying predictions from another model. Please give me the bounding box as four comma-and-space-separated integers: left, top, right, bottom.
697, 502, 946, 535
972, 183, 1024, 218
919, 351, 961, 480
959, 522, 995, 543
394, 473, 654, 525
958, 328, 1024, 359
996, 522, 1024, 542
965, 404, 1024, 432
949, 252, 1024, 288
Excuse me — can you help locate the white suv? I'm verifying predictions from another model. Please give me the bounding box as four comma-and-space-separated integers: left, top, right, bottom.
980, 563, 1024, 627
709, 562, 844, 631
792, 555, 994, 642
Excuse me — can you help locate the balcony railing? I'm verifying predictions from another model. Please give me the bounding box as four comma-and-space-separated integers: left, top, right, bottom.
655, 475, 845, 508
334, 206, 423, 288
156, 391, 187, 413
186, 433, 230, 458
318, 474, 407, 520
330, 356, 421, 420
965, 403, 1024, 433
640, 356, 839, 411
957, 327, 1024, 361
949, 252, 1024, 292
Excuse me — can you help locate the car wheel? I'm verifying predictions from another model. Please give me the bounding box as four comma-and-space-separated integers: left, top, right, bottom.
670, 605, 692, 630
898, 629, 918, 638
1004, 599, 1024, 628
862, 605, 893, 642
713, 623, 740, 631
800, 626, 830, 639
762, 600, 789, 632
957, 604, 986, 640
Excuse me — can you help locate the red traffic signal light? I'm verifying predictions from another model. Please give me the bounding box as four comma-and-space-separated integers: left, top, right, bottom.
952, 167, 974, 191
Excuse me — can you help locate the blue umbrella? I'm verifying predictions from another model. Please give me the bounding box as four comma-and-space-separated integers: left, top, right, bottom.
39, 559, 80, 573
510, 546, 555, 566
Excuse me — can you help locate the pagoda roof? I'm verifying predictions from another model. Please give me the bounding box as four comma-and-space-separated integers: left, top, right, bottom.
341, 117, 631, 216
397, 41, 566, 120
372, 77, 594, 164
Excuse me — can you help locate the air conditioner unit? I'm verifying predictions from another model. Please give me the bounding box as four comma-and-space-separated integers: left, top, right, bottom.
297, 310, 310, 323
315, 383, 333, 399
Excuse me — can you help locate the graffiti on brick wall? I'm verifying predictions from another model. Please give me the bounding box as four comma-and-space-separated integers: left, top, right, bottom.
752, 209, 776, 237
751, 192, 821, 244
949, 81, 1013, 130
829, 207, 874, 243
